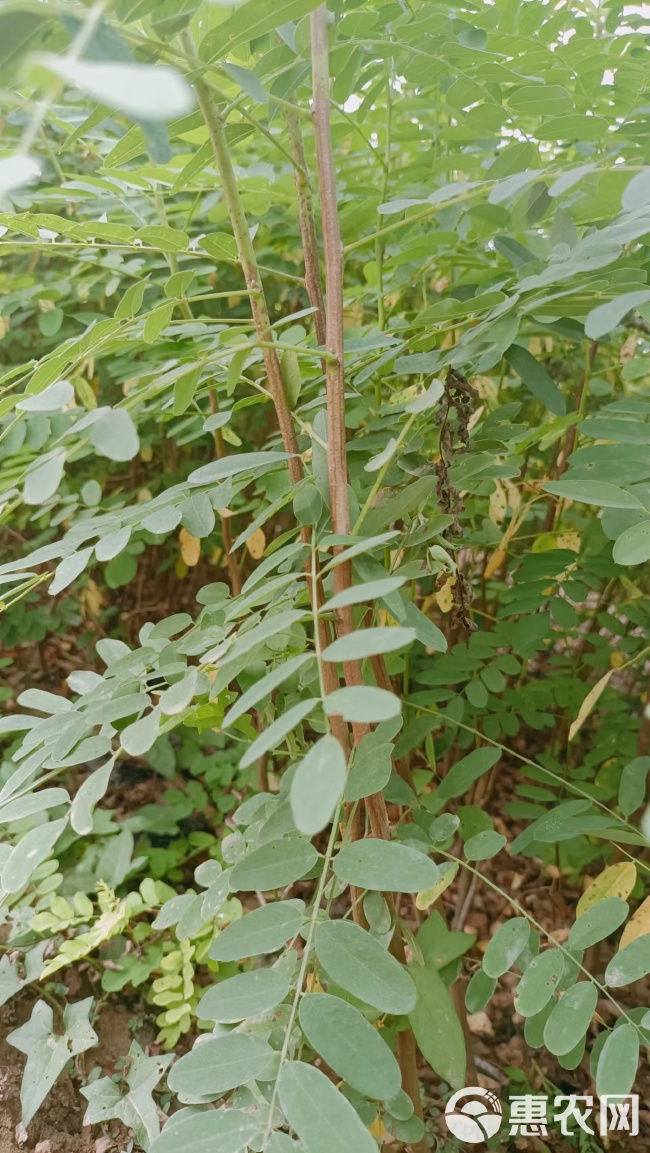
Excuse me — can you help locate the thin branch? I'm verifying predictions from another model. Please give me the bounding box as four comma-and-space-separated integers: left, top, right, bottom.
181, 31, 303, 486
286, 107, 326, 348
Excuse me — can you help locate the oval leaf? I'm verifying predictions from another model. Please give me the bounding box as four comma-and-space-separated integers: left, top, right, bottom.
209, 900, 304, 962
298, 993, 401, 1101
333, 840, 439, 893
315, 920, 417, 1015
197, 969, 289, 1023
277, 1062, 378, 1153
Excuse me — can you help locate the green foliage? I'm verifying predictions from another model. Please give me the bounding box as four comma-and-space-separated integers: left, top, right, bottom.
1, 0, 650, 1147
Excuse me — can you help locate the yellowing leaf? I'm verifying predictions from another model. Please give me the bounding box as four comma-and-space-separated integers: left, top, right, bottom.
437, 576, 456, 613
556, 530, 580, 553
484, 547, 506, 580
485, 510, 524, 579
577, 863, 637, 916
489, 480, 507, 524
610, 651, 625, 669
569, 669, 614, 742
368, 1115, 391, 1141
620, 893, 650, 949
180, 528, 201, 567
416, 862, 459, 910
505, 479, 521, 511
81, 578, 103, 619
246, 528, 266, 559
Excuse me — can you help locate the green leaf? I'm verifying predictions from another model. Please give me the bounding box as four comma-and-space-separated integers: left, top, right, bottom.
464, 831, 507, 861
415, 910, 475, 971
543, 480, 642, 509
324, 686, 401, 723
407, 963, 466, 1090
197, 969, 289, 1023
504, 345, 565, 415
333, 840, 439, 893
606, 936, 650, 987
202, 0, 324, 61
619, 756, 650, 818
239, 699, 317, 768
229, 837, 318, 892
568, 898, 629, 950
159, 668, 198, 716
137, 226, 189, 253
404, 379, 445, 413
344, 734, 393, 803
298, 993, 401, 1100
321, 576, 407, 611
95, 526, 131, 562
483, 918, 530, 978
143, 303, 174, 344
38, 57, 194, 121
277, 1061, 378, 1153
18, 380, 73, 412
189, 451, 292, 485
436, 748, 501, 802
23, 451, 66, 506
7, 998, 97, 1126
70, 761, 113, 835
150, 1109, 260, 1153
210, 900, 304, 961
1, 818, 67, 893
222, 655, 313, 729
90, 408, 140, 462
466, 969, 497, 1014
322, 627, 415, 662
289, 735, 347, 835
115, 281, 147, 320
120, 708, 160, 756
181, 493, 215, 538
81, 1042, 172, 1149
537, 114, 608, 141
596, 1024, 640, 1097
585, 290, 650, 339
49, 550, 92, 597
314, 920, 417, 1014
173, 365, 201, 415
543, 982, 598, 1055
167, 1033, 273, 1097
612, 520, 650, 566
0, 788, 68, 824
514, 950, 565, 1017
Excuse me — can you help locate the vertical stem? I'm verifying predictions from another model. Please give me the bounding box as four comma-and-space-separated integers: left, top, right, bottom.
182, 31, 303, 486
310, 8, 425, 1138
286, 107, 326, 349
311, 5, 391, 839
310, 7, 348, 543
375, 62, 392, 337
208, 389, 242, 596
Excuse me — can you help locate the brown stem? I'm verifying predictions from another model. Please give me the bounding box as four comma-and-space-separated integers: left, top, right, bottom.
209, 389, 242, 596
390, 929, 428, 1153
184, 35, 302, 486
311, 4, 421, 1128
543, 340, 597, 531
311, 5, 392, 839
286, 106, 326, 348
310, 8, 348, 546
